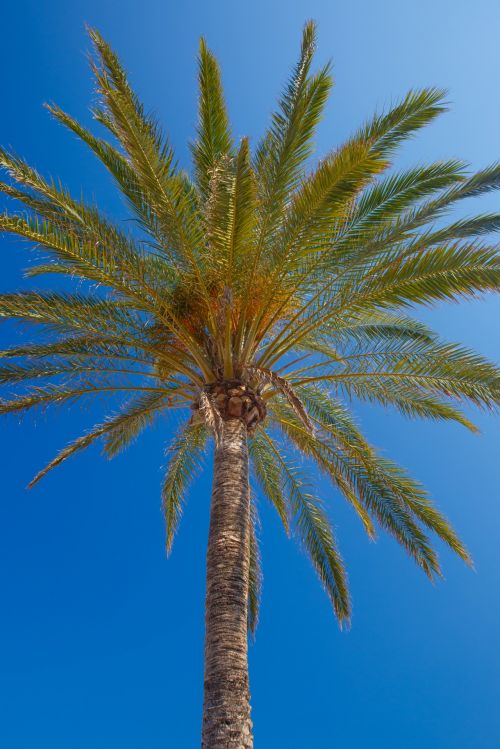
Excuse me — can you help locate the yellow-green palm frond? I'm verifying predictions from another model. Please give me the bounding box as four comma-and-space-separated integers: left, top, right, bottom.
250, 160, 467, 347
0, 380, 182, 418
257, 241, 500, 369
253, 22, 333, 246
312, 310, 438, 348
256, 430, 351, 624
45, 103, 184, 256
331, 160, 467, 252
268, 400, 443, 578
276, 387, 471, 562
225, 138, 257, 286
249, 428, 290, 533
87, 27, 210, 311
297, 339, 500, 410
353, 241, 500, 310
342, 162, 500, 259
248, 497, 262, 635
358, 87, 448, 159
0, 291, 141, 336
102, 391, 171, 457
192, 37, 234, 200
255, 21, 322, 197
162, 419, 209, 553
204, 138, 256, 281
28, 391, 170, 487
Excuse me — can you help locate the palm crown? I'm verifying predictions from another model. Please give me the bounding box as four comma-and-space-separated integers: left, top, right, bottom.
1, 22, 499, 630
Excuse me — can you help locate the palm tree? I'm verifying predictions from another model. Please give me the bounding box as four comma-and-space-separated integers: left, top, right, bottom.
1, 21, 499, 748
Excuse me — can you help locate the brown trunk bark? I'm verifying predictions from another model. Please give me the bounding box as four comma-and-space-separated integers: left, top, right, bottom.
202, 418, 253, 749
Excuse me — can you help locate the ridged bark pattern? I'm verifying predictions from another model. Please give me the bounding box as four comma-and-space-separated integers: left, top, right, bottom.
202, 419, 253, 748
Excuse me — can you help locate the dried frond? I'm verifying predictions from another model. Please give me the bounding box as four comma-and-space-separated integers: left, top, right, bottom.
199, 390, 224, 445
247, 365, 314, 433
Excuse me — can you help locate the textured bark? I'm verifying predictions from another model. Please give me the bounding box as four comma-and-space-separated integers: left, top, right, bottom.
202, 418, 253, 749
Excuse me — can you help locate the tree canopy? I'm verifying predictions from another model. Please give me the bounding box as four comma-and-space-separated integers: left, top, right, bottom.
1, 21, 499, 629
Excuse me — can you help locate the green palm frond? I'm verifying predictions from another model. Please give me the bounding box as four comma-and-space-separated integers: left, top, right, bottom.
0, 290, 205, 382
342, 162, 500, 261
0, 381, 176, 418
45, 104, 180, 254
102, 392, 169, 456
314, 310, 438, 348
28, 422, 114, 488
257, 401, 375, 537
296, 340, 500, 409
0, 210, 155, 302
87, 28, 212, 318
225, 138, 257, 284
249, 428, 290, 532
358, 87, 448, 158
362, 454, 472, 565
340, 380, 478, 429
0, 336, 155, 367
356, 241, 500, 309
192, 37, 234, 199
281, 387, 471, 562
276, 137, 387, 265
248, 497, 262, 635
0, 359, 155, 386
260, 431, 351, 624
162, 419, 209, 553
28, 390, 169, 487
0, 145, 159, 284
269, 402, 442, 578
258, 241, 500, 369
203, 138, 256, 290
0, 290, 143, 337
254, 21, 328, 214
332, 160, 466, 253
265, 89, 450, 285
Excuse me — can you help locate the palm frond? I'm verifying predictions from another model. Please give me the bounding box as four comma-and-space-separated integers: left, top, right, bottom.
45, 103, 181, 257
261, 431, 351, 624
297, 339, 500, 409
330, 160, 466, 257
162, 419, 209, 553
249, 428, 290, 532
225, 138, 257, 283
28, 390, 169, 487
192, 37, 233, 199
254, 20, 324, 207
102, 391, 169, 456
87, 27, 214, 325
359, 87, 448, 159
270, 385, 471, 565
291, 386, 471, 560
0, 381, 173, 418
248, 497, 262, 635
247, 365, 313, 432
270, 402, 442, 577
0, 290, 144, 337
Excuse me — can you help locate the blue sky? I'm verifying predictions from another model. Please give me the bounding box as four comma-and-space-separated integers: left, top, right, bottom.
1, 1, 499, 747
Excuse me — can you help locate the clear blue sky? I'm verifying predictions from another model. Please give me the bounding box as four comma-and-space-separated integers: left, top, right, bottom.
1, 1, 499, 747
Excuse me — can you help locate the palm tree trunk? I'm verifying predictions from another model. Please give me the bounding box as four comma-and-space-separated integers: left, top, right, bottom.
202, 418, 253, 749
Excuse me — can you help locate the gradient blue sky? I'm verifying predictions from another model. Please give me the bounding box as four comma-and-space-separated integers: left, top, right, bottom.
1, 1, 499, 747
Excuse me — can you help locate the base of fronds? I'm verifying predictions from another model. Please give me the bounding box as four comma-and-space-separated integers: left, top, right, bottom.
193, 381, 267, 430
